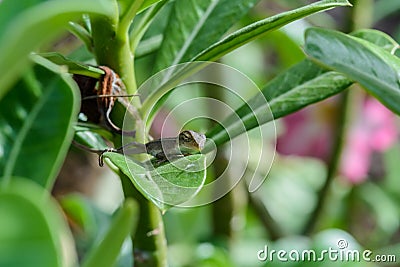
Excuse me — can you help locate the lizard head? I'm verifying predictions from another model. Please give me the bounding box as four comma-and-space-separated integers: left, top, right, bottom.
178, 130, 206, 152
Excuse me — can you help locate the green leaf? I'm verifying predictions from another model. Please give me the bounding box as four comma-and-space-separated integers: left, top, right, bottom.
206, 60, 352, 147
135, 34, 163, 58
304, 27, 400, 115
74, 129, 110, 150
103, 153, 207, 212
193, 0, 351, 62
0, 177, 76, 267
0, 0, 116, 100
0, 58, 80, 189
140, 0, 351, 122
205, 28, 398, 151
154, 0, 260, 74
139, 0, 166, 13
81, 199, 138, 267
351, 29, 400, 54
119, 0, 164, 14
37, 53, 104, 78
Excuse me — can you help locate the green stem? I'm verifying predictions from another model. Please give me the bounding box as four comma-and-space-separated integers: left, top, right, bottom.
120, 174, 167, 267
90, 11, 167, 267
302, 90, 350, 235
91, 17, 138, 94
248, 191, 284, 240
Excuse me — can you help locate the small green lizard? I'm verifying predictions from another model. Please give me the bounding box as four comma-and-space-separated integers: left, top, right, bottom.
99, 130, 206, 166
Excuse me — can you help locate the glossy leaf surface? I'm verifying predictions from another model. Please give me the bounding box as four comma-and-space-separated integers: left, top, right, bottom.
0, 59, 79, 188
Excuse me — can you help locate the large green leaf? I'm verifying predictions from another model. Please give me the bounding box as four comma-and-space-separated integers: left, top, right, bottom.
0, 58, 80, 189
206, 60, 352, 147
304, 27, 400, 115
0, 0, 116, 99
154, 0, 260, 74
0, 177, 76, 267
351, 29, 400, 54
206, 28, 399, 147
82, 199, 138, 267
103, 152, 206, 212
193, 0, 351, 62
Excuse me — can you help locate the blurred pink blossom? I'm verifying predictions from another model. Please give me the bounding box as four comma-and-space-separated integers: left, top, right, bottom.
340, 98, 398, 183
276, 98, 337, 162
276, 97, 398, 184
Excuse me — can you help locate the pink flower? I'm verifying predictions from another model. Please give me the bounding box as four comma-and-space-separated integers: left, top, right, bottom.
340, 98, 398, 183
276, 98, 337, 162
277, 96, 398, 184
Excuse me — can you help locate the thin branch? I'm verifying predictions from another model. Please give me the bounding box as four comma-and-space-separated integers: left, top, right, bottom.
302, 90, 350, 235
248, 190, 285, 241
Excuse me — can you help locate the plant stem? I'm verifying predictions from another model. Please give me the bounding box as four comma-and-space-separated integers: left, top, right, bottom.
120, 173, 167, 267
91, 18, 138, 95
248, 191, 284, 240
90, 11, 167, 267
302, 90, 350, 235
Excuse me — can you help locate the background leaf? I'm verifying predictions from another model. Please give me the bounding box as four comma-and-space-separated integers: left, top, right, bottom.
38, 53, 104, 78
351, 29, 400, 53
206, 27, 400, 147
304, 27, 400, 115
193, 0, 351, 62
140, 0, 352, 124
154, 0, 260, 74
81, 199, 138, 267
0, 0, 115, 99
0, 58, 79, 189
0, 178, 76, 267
206, 60, 352, 147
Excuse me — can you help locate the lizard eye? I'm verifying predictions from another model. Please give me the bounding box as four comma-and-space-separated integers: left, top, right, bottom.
180, 131, 192, 143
